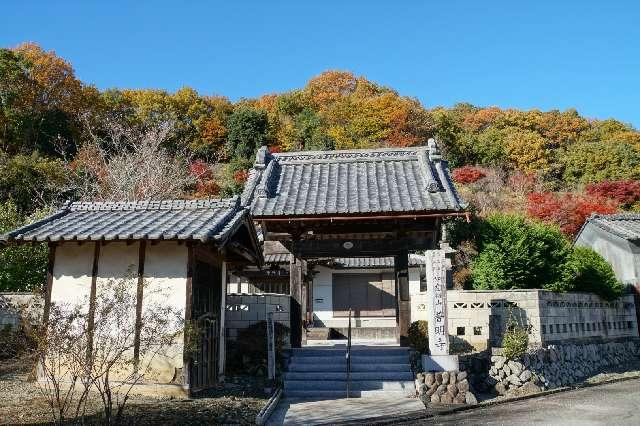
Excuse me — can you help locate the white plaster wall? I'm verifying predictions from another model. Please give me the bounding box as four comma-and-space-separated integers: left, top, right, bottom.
143, 242, 188, 379
575, 224, 640, 284
50, 243, 95, 312
312, 266, 421, 328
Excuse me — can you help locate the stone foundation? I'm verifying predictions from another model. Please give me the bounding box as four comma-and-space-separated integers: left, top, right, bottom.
415, 371, 478, 405
487, 340, 640, 396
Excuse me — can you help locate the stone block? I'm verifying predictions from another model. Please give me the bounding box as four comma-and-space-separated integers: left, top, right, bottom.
430, 393, 440, 403
447, 384, 458, 396
465, 391, 478, 405
457, 371, 468, 382
425, 373, 435, 386
442, 371, 450, 385
519, 370, 532, 382
457, 379, 469, 393
440, 394, 453, 404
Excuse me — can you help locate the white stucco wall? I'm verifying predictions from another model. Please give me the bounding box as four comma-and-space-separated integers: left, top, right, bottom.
143, 242, 188, 382
575, 224, 640, 285
49, 241, 188, 386
51, 243, 96, 311
312, 265, 421, 328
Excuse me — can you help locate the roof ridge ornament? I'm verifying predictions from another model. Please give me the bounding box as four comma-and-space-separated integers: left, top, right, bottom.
428, 138, 442, 162
254, 145, 271, 170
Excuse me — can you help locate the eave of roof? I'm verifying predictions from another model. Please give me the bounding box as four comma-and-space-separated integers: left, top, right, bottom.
575, 213, 640, 244
0, 197, 251, 245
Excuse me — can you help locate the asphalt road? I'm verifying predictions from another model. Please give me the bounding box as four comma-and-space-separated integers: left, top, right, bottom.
410, 379, 640, 426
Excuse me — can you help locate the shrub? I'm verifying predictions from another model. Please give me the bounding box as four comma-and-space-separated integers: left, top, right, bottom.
586, 180, 640, 209
408, 320, 429, 354
557, 246, 624, 301
452, 166, 486, 184
526, 192, 618, 237
471, 214, 571, 291
502, 322, 529, 360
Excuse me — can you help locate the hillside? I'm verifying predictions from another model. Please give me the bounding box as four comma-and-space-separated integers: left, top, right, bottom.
1, 43, 639, 292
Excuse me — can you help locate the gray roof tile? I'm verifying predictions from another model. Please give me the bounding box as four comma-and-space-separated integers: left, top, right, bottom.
242, 141, 465, 217
263, 253, 425, 268
581, 213, 640, 242
1, 198, 249, 244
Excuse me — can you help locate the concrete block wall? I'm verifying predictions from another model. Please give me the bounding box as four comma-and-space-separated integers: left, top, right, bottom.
411, 290, 639, 350
224, 293, 290, 342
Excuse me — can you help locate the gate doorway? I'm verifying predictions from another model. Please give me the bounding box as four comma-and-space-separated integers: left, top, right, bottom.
189, 258, 222, 393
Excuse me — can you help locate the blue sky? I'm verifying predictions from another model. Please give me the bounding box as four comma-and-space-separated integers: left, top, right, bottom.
3, 1, 640, 126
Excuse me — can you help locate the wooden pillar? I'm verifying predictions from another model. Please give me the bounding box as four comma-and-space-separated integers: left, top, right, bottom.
184, 243, 194, 390
133, 240, 146, 367
42, 243, 57, 326
289, 255, 305, 348
395, 249, 410, 347
86, 242, 101, 361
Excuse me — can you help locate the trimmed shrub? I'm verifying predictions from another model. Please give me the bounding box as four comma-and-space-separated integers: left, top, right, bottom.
408, 320, 429, 354
471, 214, 571, 291
556, 246, 624, 301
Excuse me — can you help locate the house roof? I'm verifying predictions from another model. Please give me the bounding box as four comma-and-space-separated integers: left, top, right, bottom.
1, 198, 251, 244
578, 213, 640, 243
241, 139, 465, 218
263, 253, 426, 268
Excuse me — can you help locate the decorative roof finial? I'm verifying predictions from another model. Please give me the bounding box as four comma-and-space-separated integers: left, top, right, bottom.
255, 145, 270, 169
428, 138, 442, 161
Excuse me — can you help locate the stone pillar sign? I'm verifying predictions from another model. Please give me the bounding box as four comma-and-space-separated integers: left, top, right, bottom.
426, 250, 449, 355
423, 249, 458, 372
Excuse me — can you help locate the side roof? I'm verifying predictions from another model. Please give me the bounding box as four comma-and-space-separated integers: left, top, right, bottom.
241, 139, 465, 218
1, 198, 254, 245
576, 213, 640, 243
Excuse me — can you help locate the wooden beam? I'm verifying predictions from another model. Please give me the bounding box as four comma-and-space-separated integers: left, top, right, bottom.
133, 240, 146, 367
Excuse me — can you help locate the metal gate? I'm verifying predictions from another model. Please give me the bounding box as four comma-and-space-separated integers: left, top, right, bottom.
189, 260, 221, 393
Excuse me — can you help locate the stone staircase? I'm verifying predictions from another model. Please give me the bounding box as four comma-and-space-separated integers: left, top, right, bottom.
283, 346, 415, 399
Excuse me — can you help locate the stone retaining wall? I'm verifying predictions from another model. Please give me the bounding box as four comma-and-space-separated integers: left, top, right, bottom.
415, 370, 478, 405
487, 340, 640, 396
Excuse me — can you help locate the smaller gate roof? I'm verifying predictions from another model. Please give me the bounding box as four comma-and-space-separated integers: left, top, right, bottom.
577, 213, 640, 243
1, 198, 251, 244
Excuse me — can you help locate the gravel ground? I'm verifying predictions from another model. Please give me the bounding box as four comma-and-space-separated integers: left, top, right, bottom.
0, 359, 267, 425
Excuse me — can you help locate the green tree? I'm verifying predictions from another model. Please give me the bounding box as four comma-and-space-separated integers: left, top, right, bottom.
226, 106, 268, 160
560, 139, 640, 183
0, 201, 48, 292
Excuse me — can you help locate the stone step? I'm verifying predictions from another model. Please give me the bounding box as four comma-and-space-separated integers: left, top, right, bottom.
306, 327, 330, 340
289, 355, 409, 364
284, 371, 414, 381
290, 347, 409, 357
283, 389, 412, 399
284, 379, 415, 392
287, 362, 411, 373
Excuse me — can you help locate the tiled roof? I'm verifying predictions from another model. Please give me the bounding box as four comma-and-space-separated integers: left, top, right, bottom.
263, 253, 426, 268
242, 139, 465, 217
580, 213, 640, 242
1, 198, 249, 244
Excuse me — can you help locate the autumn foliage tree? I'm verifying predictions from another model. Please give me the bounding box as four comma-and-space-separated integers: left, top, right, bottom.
526, 192, 618, 237
452, 166, 486, 184
585, 180, 640, 209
